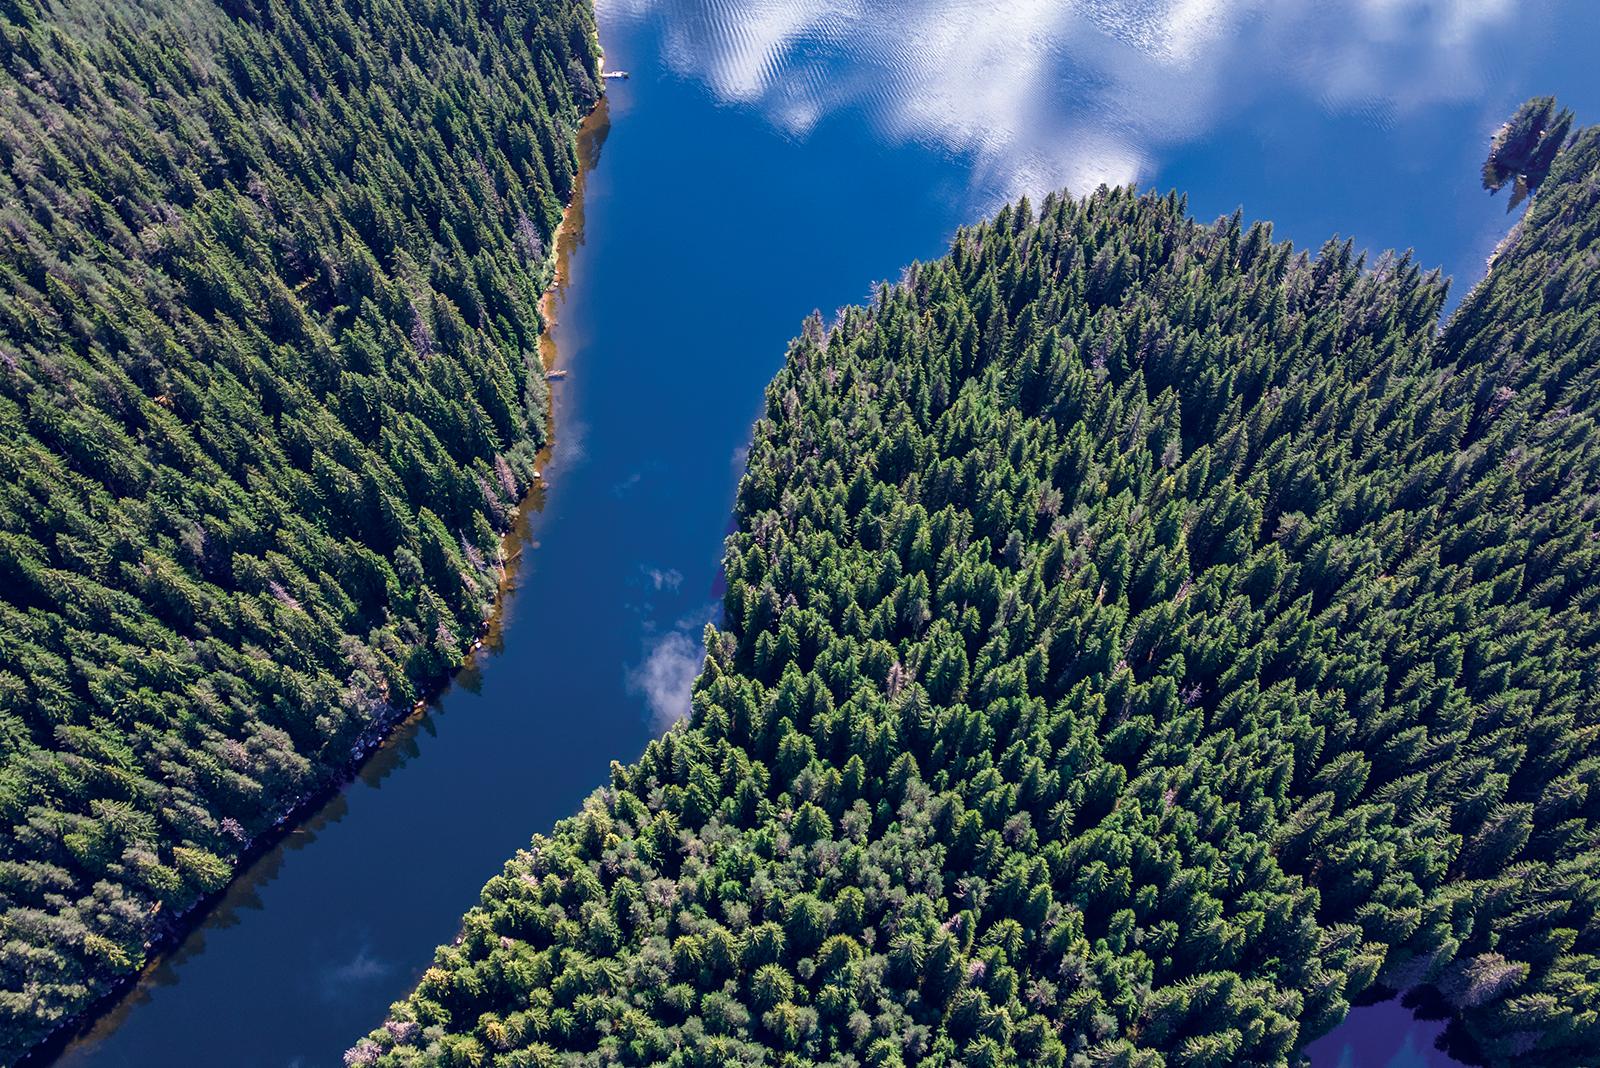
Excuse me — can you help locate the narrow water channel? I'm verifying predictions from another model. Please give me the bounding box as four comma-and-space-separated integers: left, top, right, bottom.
52, 2, 1600, 1065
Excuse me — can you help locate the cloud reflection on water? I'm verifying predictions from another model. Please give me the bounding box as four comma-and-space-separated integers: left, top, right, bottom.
630, 627, 705, 729
607, 0, 1515, 203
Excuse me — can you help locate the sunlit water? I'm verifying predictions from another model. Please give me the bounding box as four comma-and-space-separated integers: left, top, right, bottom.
50, 1, 1600, 1064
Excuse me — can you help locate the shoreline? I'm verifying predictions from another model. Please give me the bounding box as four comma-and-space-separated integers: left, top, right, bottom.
22, 86, 613, 1068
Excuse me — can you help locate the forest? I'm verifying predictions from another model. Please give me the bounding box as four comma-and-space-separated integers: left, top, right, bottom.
0, 0, 599, 1058
353, 108, 1600, 1066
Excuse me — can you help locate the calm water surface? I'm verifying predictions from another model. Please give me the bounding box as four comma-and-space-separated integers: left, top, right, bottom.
56, 1, 1600, 1064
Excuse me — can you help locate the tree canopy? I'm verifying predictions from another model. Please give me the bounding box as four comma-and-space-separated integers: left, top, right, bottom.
0, 0, 599, 1058
356, 103, 1600, 1068
1482, 96, 1574, 212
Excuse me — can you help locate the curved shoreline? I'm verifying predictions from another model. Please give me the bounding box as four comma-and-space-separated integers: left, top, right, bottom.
22, 91, 612, 1068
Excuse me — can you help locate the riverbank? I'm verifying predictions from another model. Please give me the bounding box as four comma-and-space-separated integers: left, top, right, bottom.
22, 91, 613, 1068
517, 92, 612, 589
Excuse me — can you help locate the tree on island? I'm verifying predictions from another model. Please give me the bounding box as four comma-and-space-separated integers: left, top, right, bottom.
1483, 95, 1574, 210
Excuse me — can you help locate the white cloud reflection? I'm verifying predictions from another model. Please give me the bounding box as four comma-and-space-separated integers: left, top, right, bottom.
630, 629, 703, 729
629, 603, 719, 731
606, 0, 1515, 202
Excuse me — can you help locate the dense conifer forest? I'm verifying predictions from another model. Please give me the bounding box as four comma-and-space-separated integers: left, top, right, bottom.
355, 113, 1600, 1067
0, 0, 599, 1057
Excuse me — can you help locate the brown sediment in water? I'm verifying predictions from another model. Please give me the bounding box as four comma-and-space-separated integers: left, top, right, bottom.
38, 90, 613, 1068
492, 92, 612, 651
536, 95, 610, 393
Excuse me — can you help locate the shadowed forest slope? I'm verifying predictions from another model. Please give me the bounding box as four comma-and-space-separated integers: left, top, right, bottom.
0, 0, 598, 1058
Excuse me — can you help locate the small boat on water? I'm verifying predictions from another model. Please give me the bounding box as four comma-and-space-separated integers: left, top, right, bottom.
603, 70, 629, 80
546, 368, 568, 380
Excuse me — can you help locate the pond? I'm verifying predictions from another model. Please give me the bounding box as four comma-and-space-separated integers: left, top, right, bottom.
53, 0, 1600, 1064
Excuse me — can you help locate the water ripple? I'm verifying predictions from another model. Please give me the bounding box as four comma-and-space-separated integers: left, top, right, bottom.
605, 0, 1521, 205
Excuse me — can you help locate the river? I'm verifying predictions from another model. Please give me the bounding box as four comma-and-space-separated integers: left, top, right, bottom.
53, 1, 1600, 1065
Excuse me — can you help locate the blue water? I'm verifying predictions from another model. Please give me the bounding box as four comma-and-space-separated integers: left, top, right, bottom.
53, 1, 1600, 1064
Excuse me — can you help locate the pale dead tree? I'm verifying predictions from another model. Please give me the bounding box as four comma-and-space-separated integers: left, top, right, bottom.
886, 659, 911, 701
515, 209, 544, 263
343, 1040, 380, 1067
495, 454, 519, 499
409, 297, 434, 357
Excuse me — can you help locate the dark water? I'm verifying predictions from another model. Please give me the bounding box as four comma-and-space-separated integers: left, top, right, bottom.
54, 1, 1600, 1065
1301, 993, 1466, 1068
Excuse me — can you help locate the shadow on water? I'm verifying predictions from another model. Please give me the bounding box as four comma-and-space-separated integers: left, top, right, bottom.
1302, 986, 1485, 1068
